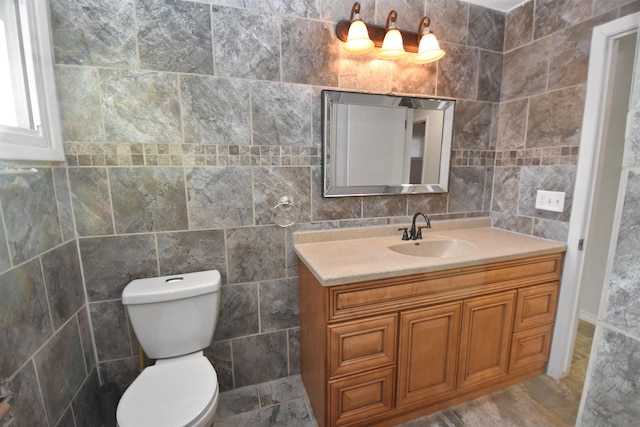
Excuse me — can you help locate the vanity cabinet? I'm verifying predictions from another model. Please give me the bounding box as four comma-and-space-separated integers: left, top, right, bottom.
299, 253, 563, 427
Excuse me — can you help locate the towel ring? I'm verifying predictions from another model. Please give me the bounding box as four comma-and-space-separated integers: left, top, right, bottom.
271, 195, 299, 227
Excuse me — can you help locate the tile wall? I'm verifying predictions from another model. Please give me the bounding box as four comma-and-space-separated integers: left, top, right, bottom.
1, 0, 640, 426
1, 1, 503, 424
57, 0, 506, 392
53, 0, 504, 393
494, 0, 640, 241
0, 171, 100, 425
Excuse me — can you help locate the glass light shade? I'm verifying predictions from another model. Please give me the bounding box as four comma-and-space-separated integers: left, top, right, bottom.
415, 33, 445, 64
377, 29, 406, 60
344, 19, 374, 54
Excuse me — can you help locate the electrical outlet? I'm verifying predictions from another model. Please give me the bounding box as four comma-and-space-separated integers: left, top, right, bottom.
535, 190, 565, 212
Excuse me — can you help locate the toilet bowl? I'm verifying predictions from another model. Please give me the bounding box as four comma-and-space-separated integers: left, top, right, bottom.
116, 270, 222, 427
117, 352, 218, 427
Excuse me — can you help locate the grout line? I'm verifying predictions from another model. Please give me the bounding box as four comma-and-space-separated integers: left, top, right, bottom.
38, 257, 56, 337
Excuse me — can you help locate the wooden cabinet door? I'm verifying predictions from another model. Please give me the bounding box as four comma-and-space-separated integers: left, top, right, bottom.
458, 291, 516, 391
329, 366, 395, 427
329, 314, 397, 378
396, 302, 462, 408
514, 282, 559, 332
510, 323, 554, 373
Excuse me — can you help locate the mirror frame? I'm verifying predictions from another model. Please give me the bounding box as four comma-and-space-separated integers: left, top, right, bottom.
321, 90, 455, 197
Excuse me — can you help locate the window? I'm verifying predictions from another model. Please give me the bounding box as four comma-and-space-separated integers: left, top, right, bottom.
0, 0, 63, 161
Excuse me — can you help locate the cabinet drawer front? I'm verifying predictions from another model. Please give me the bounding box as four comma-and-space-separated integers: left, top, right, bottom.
397, 302, 462, 408
329, 367, 395, 427
514, 282, 559, 332
330, 254, 563, 320
329, 314, 397, 378
510, 323, 554, 373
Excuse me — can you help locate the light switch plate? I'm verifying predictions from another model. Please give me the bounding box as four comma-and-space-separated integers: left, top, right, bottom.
535, 190, 565, 212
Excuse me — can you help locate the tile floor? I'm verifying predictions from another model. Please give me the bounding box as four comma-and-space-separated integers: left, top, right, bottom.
213, 375, 315, 427
214, 321, 594, 427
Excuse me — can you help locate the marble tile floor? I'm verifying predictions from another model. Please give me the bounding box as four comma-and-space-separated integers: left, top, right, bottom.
214, 321, 594, 427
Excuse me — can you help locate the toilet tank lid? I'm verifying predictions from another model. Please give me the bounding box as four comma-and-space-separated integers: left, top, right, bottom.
122, 270, 221, 305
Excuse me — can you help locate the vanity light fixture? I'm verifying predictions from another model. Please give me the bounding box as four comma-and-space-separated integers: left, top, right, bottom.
343, 2, 375, 54
335, 3, 445, 63
377, 11, 407, 60
415, 17, 445, 64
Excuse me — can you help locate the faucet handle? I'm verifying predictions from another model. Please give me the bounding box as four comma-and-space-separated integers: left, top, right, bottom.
398, 227, 410, 240
416, 226, 428, 239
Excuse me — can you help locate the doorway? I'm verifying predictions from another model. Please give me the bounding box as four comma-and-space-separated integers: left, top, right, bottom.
576, 32, 637, 324
547, 13, 639, 379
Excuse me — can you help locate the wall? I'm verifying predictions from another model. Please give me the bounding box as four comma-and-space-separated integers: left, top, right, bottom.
1, 1, 502, 425
0, 169, 100, 425
2, 0, 639, 426
52, 0, 502, 393
493, 0, 640, 240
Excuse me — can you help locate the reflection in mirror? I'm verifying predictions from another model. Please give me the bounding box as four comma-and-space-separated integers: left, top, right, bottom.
322, 90, 455, 197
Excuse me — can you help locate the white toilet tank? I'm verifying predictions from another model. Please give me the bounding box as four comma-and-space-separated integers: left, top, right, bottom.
122, 270, 221, 359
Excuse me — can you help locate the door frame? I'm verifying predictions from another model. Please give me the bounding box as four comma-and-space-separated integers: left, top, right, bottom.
546, 12, 640, 379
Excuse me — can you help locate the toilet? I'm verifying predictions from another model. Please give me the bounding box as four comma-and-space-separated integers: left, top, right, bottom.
116, 270, 222, 427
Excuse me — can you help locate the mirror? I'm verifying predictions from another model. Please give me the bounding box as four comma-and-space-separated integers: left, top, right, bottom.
322, 90, 455, 197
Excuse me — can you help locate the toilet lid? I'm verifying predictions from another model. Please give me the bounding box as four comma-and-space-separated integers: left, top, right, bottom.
117, 356, 218, 427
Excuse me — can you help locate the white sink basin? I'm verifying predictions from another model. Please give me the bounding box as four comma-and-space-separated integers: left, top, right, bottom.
388, 238, 478, 258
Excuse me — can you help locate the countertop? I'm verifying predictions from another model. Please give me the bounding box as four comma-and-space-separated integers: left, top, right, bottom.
293, 218, 567, 286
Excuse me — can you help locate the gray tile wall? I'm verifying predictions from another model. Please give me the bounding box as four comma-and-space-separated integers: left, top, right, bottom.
493, 0, 640, 241
2, 1, 640, 426
0, 171, 99, 426
47, 0, 505, 399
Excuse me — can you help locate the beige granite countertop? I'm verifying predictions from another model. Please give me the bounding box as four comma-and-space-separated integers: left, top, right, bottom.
293, 218, 567, 286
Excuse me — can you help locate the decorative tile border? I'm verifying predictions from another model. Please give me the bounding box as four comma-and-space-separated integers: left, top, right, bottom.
65, 142, 321, 167
495, 146, 579, 166
452, 149, 496, 166
65, 143, 577, 169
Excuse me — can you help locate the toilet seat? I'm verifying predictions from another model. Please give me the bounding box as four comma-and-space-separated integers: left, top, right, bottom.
117, 355, 218, 427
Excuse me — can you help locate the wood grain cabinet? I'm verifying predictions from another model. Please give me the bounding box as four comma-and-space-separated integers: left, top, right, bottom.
329, 314, 397, 379
299, 253, 563, 427
457, 291, 515, 392
396, 301, 462, 410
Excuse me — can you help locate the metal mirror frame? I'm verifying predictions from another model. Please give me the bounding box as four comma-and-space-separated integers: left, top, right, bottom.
321, 90, 455, 197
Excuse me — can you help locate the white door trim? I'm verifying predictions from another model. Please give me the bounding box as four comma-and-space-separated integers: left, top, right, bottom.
546, 12, 640, 379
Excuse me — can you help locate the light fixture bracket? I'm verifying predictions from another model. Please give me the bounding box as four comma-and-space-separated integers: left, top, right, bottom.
349, 2, 361, 20
418, 17, 431, 36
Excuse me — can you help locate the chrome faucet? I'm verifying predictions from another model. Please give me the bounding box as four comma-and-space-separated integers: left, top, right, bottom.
400, 212, 431, 240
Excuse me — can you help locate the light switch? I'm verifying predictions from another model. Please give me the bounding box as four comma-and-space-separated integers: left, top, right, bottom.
535, 190, 565, 212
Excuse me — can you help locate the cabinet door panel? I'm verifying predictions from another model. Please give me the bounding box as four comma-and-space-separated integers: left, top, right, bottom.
510, 323, 554, 373
458, 291, 515, 391
329, 367, 395, 427
514, 282, 559, 332
329, 314, 397, 378
397, 302, 462, 408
